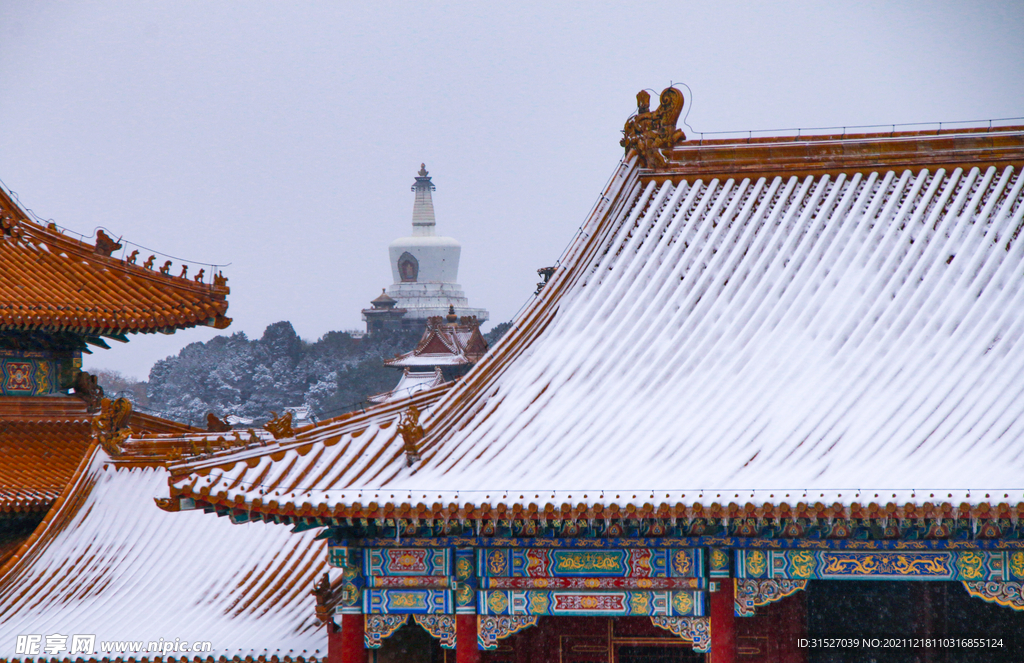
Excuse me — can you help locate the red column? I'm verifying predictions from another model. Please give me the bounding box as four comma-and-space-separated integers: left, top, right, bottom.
456, 614, 480, 663
328, 614, 364, 663
709, 580, 736, 663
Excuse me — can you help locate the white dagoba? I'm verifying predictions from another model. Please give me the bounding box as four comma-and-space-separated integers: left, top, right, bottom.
384, 165, 488, 324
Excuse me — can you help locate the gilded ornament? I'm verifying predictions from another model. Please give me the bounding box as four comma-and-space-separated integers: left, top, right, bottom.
487, 551, 507, 576
710, 548, 729, 572
455, 557, 473, 580
629, 592, 650, 614
745, 550, 767, 577
620, 87, 687, 168
397, 405, 425, 465
673, 549, 694, 576
956, 551, 985, 580
789, 551, 816, 579
672, 591, 694, 615
93, 397, 133, 455
265, 411, 294, 439
529, 591, 550, 614
487, 591, 509, 614
1010, 552, 1024, 580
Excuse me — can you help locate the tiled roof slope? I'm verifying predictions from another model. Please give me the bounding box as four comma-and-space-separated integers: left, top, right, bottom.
169, 128, 1024, 516
0, 398, 93, 514
168, 387, 450, 515
0, 446, 331, 660
0, 398, 199, 514
0, 188, 229, 334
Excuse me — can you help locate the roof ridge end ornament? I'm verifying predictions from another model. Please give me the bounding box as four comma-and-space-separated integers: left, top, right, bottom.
93, 396, 133, 456
621, 87, 686, 169
265, 411, 294, 440
397, 404, 425, 466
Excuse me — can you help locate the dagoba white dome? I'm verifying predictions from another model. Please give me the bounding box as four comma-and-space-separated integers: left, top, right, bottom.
382, 165, 488, 324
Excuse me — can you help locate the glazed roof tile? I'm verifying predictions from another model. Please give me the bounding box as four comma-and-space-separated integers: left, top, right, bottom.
0, 397, 198, 514
0, 188, 229, 334
0, 412, 92, 513
170, 127, 1024, 516
0, 446, 331, 660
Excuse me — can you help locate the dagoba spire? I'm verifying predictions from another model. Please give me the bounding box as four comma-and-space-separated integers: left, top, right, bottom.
410, 163, 436, 237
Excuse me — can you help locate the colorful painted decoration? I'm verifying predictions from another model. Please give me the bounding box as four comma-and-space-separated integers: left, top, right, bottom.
649, 616, 710, 653
709, 548, 730, 578
962, 581, 1024, 611
735, 549, 1023, 582
364, 547, 451, 577
477, 548, 701, 578
364, 614, 409, 648
368, 576, 452, 588
477, 615, 539, 650
327, 545, 349, 568
363, 589, 452, 614
0, 354, 62, 395
477, 590, 704, 616
479, 577, 703, 590
412, 614, 457, 648
734, 579, 807, 617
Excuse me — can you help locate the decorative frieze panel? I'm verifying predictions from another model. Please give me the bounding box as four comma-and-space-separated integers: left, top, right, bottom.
0, 353, 63, 395
477, 548, 701, 578
363, 589, 452, 614
455, 547, 477, 614
478, 616, 539, 650
368, 576, 452, 588
412, 614, 457, 648
650, 616, 711, 653
479, 577, 704, 590
365, 547, 451, 576
477, 590, 704, 616
736, 549, 1022, 581
734, 579, 807, 617
364, 614, 408, 648
709, 548, 730, 578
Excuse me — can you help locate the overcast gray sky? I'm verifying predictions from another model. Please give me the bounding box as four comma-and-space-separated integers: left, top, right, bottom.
2, 1, 1022, 379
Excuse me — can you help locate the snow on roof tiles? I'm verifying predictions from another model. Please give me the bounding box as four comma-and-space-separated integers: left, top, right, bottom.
171, 128, 1024, 515
169, 387, 450, 513
0, 446, 330, 660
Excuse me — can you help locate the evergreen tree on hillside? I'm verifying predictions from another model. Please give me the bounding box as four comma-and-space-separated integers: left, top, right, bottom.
146, 322, 421, 425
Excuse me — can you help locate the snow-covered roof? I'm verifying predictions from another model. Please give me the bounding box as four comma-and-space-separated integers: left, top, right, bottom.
169, 387, 450, 517
368, 368, 446, 404
170, 126, 1024, 519
0, 444, 331, 660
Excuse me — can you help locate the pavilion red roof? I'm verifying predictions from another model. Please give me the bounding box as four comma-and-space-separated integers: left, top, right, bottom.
384, 316, 489, 368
